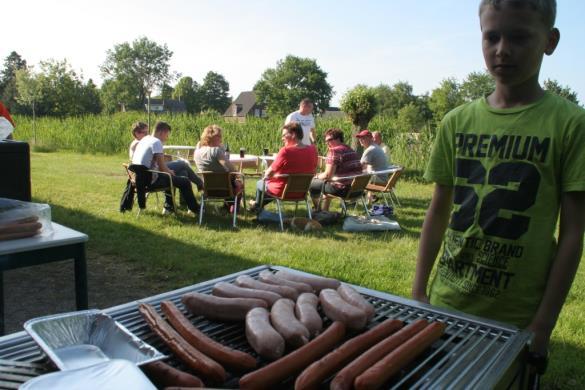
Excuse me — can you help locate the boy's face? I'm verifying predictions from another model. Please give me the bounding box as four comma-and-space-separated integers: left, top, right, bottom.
480, 4, 559, 88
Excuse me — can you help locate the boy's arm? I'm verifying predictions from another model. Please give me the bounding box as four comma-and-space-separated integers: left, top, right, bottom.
412, 184, 453, 303
528, 191, 585, 355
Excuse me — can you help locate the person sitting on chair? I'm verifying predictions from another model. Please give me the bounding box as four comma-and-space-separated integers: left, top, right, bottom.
249, 122, 317, 211
372, 131, 391, 162
130, 121, 202, 191
194, 124, 243, 212
356, 130, 390, 184
131, 121, 199, 215
310, 128, 362, 211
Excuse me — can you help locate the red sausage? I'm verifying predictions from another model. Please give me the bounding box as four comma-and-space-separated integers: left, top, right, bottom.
354, 321, 447, 389
239, 322, 346, 390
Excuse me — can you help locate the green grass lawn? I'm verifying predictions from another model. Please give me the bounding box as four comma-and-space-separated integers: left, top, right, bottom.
30, 151, 584, 388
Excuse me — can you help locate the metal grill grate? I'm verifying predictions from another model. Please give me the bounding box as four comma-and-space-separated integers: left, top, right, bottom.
0, 265, 531, 389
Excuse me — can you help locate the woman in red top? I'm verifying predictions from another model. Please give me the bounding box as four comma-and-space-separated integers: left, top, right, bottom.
249, 122, 318, 211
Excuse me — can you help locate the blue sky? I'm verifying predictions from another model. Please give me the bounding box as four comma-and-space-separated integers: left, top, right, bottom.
4, 0, 584, 105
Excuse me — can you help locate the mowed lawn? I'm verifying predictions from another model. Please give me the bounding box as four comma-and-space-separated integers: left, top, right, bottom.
30, 151, 584, 388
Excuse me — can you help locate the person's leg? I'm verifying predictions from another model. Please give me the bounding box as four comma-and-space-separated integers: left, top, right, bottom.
150, 174, 175, 212
250, 180, 273, 211
168, 160, 203, 191
309, 178, 325, 209
170, 175, 199, 213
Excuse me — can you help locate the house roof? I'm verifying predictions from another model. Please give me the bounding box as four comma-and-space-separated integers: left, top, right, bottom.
223, 91, 259, 117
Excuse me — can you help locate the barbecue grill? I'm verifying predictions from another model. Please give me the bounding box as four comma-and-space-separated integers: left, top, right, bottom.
0, 265, 533, 389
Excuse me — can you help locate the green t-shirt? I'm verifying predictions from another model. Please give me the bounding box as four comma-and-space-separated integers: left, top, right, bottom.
424, 92, 585, 327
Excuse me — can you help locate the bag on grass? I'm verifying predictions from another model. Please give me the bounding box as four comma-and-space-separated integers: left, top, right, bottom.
312, 210, 342, 225
342, 215, 401, 232
257, 209, 282, 224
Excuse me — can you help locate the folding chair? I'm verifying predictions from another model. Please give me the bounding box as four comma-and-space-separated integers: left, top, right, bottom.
259, 174, 314, 231
123, 163, 176, 216
199, 171, 246, 228
321, 173, 372, 217
365, 166, 404, 207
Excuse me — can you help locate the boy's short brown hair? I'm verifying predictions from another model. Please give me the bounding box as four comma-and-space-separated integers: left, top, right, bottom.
131, 121, 148, 136
283, 122, 304, 141
479, 0, 556, 29
324, 128, 344, 144
154, 121, 171, 133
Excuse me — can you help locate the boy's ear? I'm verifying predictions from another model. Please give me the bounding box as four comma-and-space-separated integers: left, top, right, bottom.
545, 28, 560, 56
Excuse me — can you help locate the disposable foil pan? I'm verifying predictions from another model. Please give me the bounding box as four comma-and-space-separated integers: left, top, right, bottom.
20, 359, 156, 390
24, 310, 165, 370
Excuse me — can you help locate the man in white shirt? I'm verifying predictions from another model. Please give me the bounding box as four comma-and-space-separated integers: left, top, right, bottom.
131, 121, 199, 215
285, 98, 316, 145
372, 131, 391, 163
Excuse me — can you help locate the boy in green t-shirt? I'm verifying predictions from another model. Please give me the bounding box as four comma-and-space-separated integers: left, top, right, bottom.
412, 0, 585, 360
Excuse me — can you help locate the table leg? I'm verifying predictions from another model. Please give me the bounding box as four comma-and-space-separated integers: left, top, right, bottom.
73, 244, 88, 310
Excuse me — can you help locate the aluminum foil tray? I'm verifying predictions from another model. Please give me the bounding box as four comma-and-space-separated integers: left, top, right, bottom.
24, 310, 165, 370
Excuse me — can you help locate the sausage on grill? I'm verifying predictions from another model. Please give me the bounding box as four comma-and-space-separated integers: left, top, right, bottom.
294, 293, 323, 338
212, 282, 282, 307
275, 270, 340, 292
270, 298, 310, 348
181, 292, 267, 322
245, 307, 285, 360
258, 270, 314, 294
239, 322, 346, 390
160, 300, 257, 371
319, 289, 368, 330
235, 275, 299, 300
337, 284, 375, 321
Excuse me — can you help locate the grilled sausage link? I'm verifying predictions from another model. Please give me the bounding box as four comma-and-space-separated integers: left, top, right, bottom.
212, 282, 282, 307
141, 360, 204, 388
160, 301, 257, 371
239, 322, 346, 390
294, 293, 323, 338
319, 289, 368, 330
354, 321, 447, 390
337, 284, 375, 321
330, 319, 429, 390
235, 275, 299, 300
138, 303, 226, 384
258, 270, 314, 294
275, 270, 340, 292
181, 292, 267, 322
270, 298, 310, 348
245, 307, 285, 360
295, 318, 403, 390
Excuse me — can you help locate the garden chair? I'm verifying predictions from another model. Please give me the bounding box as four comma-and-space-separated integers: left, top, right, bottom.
122, 163, 176, 215
259, 174, 315, 231
320, 173, 372, 217
365, 166, 404, 208
199, 171, 246, 228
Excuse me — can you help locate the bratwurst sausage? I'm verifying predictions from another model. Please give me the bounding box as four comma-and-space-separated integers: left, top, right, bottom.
258, 270, 314, 294
181, 292, 267, 322
212, 282, 282, 307
275, 270, 340, 292
294, 293, 322, 338
235, 275, 298, 300
270, 298, 310, 348
337, 284, 375, 321
319, 289, 368, 330
245, 307, 285, 360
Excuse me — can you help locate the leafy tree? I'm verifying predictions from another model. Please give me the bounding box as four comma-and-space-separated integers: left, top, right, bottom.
199, 71, 231, 113
173, 76, 201, 113
100, 78, 139, 113
15, 67, 41, 142
0, 51, 27, 112
460, 71, 495, 101
544, 79, 580, 105
429, 78, 464, 124
395, 102, 426, 133
160, 84, 174, 100
374, 81, 416, 117
100, 36, 174, 119
35, 59, 87, 117
80, 79, 102, 114
254, 55, 333, 116
340, 85, 378, 149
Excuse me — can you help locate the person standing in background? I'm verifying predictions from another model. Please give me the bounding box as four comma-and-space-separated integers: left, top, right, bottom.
0, 102, 15, 140
285, 98, 316, 145
372, 131, 390, 163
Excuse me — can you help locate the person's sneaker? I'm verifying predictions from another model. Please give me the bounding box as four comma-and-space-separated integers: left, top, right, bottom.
248, 200, 259, 213
162, 208, 175, 216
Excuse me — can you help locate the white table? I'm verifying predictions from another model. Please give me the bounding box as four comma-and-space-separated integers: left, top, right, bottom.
0, 222, 88, 335
227, 154, 260, 172
163, 145, 197, 162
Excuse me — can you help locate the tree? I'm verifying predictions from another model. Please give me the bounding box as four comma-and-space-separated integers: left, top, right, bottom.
80, 79, 102, 114
254, 55, 333, 116
15, 67, 41, 142
173, 76, 201, 113
160, 84, 174, 100
544, 79, 580, 105
429, 78, 464, 124
374, 81, 416, 117
460, 71, 495, 101
199, 71, 231, 113
395, 102, 426, 133
340, 85, 378, 149
0, 51, 27, 112
35, 59, 87, 117
101, 36, 174, 121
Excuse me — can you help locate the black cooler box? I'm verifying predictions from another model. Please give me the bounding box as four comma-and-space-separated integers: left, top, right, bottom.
0, 140, 31, 201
